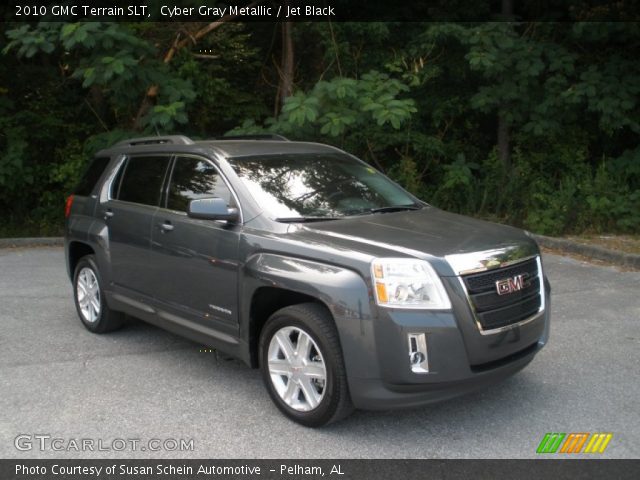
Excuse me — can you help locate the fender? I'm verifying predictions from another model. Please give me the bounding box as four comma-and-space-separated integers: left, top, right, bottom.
65, 206, 109, 282
241, 253, 382, 383
86, 218, 114, 286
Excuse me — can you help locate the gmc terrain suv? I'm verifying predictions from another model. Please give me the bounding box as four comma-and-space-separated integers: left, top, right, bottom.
65, 135, 550, 426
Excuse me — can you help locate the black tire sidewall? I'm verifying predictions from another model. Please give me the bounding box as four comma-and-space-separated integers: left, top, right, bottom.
73, 256, 105, 332
259, 309, 341, 427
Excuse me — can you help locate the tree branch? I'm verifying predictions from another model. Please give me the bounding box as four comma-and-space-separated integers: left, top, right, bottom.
132, 1, 260, 130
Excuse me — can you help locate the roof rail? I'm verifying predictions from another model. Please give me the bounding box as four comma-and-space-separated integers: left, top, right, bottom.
215, 134, 289, 141
114, 135, 194, 147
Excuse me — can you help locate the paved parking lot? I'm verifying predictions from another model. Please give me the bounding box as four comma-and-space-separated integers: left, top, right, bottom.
0, 247, 638, 458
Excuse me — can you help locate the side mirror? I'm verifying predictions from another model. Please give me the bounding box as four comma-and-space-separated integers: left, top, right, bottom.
187, 197, 239, 222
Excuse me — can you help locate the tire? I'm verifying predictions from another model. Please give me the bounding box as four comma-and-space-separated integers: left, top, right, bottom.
259, 303, 354, 427
73, 255, 124, 333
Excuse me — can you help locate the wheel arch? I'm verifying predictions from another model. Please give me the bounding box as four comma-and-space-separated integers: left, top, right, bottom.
67, 241, 95, 280
246, 286, 332, 368
241, 253, 379, 382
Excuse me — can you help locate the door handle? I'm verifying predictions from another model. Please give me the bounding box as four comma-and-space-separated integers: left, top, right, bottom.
104, 209, 114, 220
160, 221, 174, 232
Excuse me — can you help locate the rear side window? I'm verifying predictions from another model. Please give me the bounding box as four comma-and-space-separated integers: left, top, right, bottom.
74, 157, 110, 196
166, 156, 233, 212
116, 155, 171, 206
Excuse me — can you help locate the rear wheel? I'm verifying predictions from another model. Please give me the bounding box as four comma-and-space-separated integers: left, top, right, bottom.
259, 303, 354, 427
73, 255, 124, 333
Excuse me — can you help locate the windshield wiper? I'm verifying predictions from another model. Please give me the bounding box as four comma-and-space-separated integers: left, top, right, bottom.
368, 205, 423, 214
275, 216, 342, 223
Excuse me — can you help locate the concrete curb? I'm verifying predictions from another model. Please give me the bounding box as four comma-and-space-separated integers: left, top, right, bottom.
0, 237, 64, 248
533, 234, 640, 270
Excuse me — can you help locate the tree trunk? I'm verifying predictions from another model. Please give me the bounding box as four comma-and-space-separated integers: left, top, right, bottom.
497, 115, 511, 170
276, 15, 294, 115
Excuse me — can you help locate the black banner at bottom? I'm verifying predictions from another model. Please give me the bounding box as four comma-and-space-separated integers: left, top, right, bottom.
1, 459, 639, 480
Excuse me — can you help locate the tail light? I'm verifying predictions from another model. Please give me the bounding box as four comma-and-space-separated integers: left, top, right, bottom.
64, 195, 74, 218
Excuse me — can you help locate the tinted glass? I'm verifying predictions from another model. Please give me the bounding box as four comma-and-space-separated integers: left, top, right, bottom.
228, 153, 417, 218
74, 157, 110, 196
166, 157, 232, 212
117, 156, 170, 206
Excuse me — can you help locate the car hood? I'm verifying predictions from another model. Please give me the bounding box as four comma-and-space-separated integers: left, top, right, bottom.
286, 207, 538, 276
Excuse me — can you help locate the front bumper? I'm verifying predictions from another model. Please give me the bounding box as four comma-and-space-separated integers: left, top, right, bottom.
345, 278, 551, 411
349, 337, 543, 410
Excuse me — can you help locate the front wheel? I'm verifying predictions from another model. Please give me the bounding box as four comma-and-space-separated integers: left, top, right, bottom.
73, 255, 124, 333
259, 303, 354, 427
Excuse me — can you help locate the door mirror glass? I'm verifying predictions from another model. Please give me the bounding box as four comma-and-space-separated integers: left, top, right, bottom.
187, 197, 239, 222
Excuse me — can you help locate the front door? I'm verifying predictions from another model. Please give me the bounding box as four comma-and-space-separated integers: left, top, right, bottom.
149, 155, 241, 337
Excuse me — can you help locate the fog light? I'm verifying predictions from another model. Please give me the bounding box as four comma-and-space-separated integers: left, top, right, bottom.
410, 351, 425, 365
408, 333, 429, 373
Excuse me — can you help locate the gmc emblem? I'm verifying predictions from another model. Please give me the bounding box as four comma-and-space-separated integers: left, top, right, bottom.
495, 274, 527, 295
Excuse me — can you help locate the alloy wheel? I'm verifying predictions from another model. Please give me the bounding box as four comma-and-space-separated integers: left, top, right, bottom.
76, 267, 101, 323
267, 326, 327, 412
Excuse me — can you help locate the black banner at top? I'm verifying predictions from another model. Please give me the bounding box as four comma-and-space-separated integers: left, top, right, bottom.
3, 0, 640, 22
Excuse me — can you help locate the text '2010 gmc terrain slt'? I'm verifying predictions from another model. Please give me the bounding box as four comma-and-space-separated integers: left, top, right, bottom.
65, 135, 550, 427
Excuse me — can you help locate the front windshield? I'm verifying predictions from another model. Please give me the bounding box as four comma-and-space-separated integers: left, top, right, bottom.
227, 153, 419, 219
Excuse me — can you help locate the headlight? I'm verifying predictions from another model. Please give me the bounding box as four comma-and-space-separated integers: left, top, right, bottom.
371, 258, 451, 309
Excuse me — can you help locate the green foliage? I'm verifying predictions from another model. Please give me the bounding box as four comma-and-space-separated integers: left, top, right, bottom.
171, 24, 268, 134
0, 126, 30, 192
431, 154, 479, 212
386, 155, 426, 198
248, 71, 418, 137
468, 138, 640, 235
1, 21, 639, 237
3, 23, 59, 57
4, 22, 197, 131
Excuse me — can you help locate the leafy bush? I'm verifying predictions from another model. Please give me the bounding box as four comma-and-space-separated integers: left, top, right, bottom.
1, 21, 638, 238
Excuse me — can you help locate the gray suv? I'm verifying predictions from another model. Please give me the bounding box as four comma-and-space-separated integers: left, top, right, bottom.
65, 135, 550, 427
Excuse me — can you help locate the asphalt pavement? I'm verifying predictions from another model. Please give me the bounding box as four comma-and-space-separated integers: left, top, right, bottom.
0, 247, 638, 458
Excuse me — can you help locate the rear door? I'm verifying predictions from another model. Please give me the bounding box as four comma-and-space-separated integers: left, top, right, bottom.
149, 155, 241, 334
98, 154, 172, 298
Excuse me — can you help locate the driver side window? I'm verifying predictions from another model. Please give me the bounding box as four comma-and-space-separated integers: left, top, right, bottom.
166, 156, 233, 212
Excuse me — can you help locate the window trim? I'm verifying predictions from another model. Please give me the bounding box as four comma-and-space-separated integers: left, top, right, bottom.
157, 153, 244, 224
103, 154, 127, 203
108, 155, 128, 201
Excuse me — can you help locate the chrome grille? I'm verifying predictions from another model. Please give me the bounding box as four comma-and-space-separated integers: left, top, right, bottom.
461, 257, 542, 332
